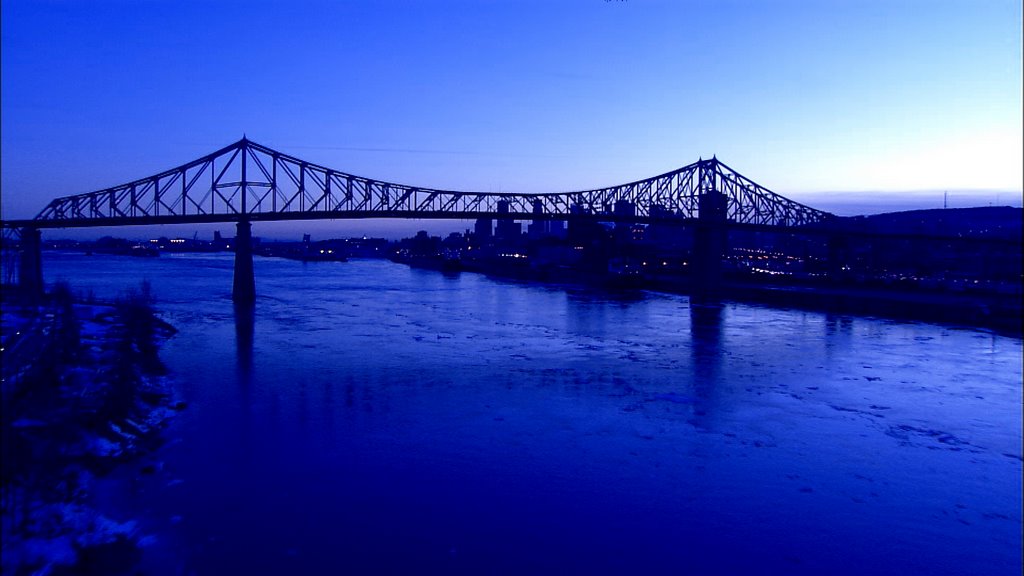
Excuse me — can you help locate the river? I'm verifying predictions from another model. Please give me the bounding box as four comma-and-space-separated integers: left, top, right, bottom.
42, 251, 1022, 575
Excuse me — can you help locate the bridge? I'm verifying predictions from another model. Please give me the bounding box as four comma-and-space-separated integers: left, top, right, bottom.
3, 137, 835, 302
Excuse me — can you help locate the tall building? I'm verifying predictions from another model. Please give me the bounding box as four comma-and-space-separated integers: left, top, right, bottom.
474, 218, 493, 239
495, 200, 522, 240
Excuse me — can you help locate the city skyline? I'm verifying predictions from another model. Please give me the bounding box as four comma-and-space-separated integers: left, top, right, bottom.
2, 0, 1021, 238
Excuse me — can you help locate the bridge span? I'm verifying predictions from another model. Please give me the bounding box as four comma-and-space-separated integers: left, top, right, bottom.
3, 137, 835, 301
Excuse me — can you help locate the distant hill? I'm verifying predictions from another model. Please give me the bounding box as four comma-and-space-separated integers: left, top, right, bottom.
832, 207, 1022, 240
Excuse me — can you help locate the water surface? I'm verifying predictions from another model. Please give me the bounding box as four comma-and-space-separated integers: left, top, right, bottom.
45, 252, 1023, 575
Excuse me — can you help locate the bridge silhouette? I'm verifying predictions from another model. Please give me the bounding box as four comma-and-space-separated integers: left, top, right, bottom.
3, 137, 836, 301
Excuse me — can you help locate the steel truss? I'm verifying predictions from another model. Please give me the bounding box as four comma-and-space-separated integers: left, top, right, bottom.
27, 138, 833, 228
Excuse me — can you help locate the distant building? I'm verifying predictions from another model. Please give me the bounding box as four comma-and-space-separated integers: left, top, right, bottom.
495, 200, 521, 240
527, 199, 566, 239
614, 200, 635, 221
212, 231, 228, 251
496, 220, 522, 239
474, 218, 493, 239
548, 220, 566, 238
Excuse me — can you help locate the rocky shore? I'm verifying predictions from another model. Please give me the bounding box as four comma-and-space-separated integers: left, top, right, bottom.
1, 284, 180, 575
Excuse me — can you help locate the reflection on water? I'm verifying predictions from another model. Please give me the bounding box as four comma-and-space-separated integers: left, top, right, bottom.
690, 301, 723, 427
233, 301, 255, 381
39, 253, 1024, 576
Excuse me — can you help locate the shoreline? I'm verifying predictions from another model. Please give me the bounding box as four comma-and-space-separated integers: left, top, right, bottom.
1, 286, 180, 575
711, 282, 1022, 336
396, 258, 1022, 336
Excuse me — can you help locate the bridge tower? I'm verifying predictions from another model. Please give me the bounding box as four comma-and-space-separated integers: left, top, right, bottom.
693, 159, 728, 295
232, 138, 257, 303
18, 227, 44, 299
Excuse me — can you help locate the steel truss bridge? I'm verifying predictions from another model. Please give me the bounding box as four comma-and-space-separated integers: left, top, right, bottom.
7, 137, 833, 229
2, 137, 840, 301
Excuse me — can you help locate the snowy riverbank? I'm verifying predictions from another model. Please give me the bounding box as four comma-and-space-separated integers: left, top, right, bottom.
1, 287, 180, 575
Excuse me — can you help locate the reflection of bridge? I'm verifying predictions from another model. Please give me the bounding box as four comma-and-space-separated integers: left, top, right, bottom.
3, 137, 835, 301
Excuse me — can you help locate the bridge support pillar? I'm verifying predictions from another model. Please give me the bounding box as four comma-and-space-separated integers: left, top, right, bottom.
232, 220, 256, 303
18, 227, 44, 300
693, 191, 728, 296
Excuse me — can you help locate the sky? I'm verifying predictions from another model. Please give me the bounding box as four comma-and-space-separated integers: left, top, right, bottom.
2, 0, 1021, 240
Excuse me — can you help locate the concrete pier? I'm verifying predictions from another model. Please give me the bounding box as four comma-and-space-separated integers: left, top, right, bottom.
18, 227, 44, 299
232, 220, 256, 303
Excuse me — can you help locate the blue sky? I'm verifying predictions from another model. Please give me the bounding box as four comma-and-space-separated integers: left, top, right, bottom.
2, 0, 1021, 239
